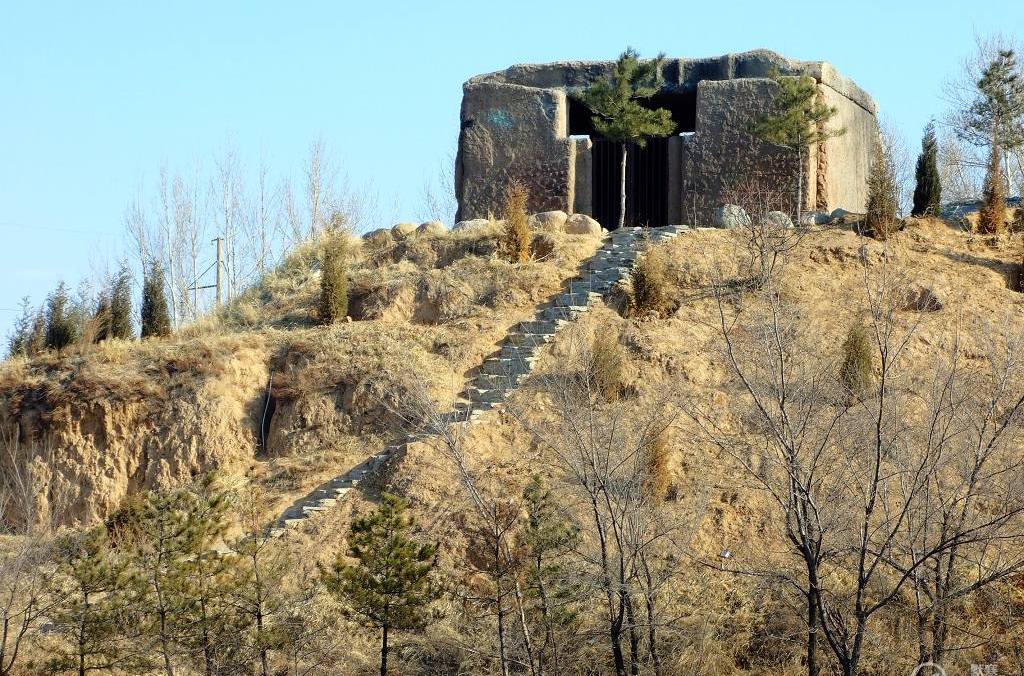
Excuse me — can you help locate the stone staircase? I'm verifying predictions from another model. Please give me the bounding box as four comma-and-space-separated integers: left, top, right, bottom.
267, 224, 688, 538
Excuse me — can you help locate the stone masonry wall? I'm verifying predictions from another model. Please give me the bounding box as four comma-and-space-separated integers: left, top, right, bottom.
455, 82, 571, 221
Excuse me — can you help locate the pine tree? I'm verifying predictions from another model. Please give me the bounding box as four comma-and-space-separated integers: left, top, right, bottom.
580, 48, 676, 229
865, 136, 899, 240
911, 121, 942, 217
501, 181, 531, 264
126, 481, 232, 676
318, 233, 349, 324
750, 71, 845, 225
45, 282, 79, 355
110, 264, 134, 340
978, 140, 1008, 234
522, 475, 581, 672
141, 263, 172, 339
322, 493, 439, 676
48, 527, 141, 675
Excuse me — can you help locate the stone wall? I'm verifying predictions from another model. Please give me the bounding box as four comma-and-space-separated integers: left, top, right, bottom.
455, 82, 572, 221
456, 50, 878, 226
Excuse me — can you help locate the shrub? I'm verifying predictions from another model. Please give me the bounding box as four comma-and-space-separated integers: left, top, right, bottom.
840, 323, 873, 400
977, 144, 1008, 235
1012, 207, 1024, 234
501, 182, 531, 264
318, 233, 349, 324
642, 430, 672, 501
865, 137, 899, 240
631, 246, 672, 317
591, 334, 627, 401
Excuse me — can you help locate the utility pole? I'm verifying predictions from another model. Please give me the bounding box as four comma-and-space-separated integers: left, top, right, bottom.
212, 237, 223, 308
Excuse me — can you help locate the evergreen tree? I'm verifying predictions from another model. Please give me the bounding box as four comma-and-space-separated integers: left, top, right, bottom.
141, 263, 172, 339
322, 493, 439, 676
126, 481, 232, 676
522, 476, 581, 672
6, 297, 34, 359
865, 136, 899, 240
911, 121, 942, 217
318, 234, 349, 324
93, 292, 113, 344
26, 308, 46, 357
110, 264, 134, 340
580, 48, 676, 229
45, 282, 79, 355
959, 49, 1024, 152
750, 71, 845, 225
48, 527, 141, 675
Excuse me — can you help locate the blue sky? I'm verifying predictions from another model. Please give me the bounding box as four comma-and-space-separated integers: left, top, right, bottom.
1, 0, 1019, 340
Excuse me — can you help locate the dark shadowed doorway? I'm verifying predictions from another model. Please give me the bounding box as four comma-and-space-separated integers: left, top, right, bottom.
591, 138, 670, 229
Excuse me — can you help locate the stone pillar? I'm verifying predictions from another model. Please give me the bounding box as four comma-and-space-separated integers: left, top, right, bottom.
570, 137, 593, 216
667, 135, 682, 224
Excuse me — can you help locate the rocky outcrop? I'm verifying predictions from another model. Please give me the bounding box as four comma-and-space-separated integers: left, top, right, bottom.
715, 204, 751, 229
564, 213, 602, 235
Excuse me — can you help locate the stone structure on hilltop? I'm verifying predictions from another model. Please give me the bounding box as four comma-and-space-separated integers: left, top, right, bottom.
455, 49, 878, 227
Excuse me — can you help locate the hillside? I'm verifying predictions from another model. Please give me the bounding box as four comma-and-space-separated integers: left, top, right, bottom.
5, 214, 1024, 675
0, 221, 601, 530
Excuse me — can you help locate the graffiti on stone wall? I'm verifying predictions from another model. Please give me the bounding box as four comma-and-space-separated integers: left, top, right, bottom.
487, 109, 514, 130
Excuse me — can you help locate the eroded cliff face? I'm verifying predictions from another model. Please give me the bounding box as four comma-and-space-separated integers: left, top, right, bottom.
0, 339, 271, 527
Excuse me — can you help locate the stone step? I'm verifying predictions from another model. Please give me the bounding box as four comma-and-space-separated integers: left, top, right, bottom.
482, 357, 535, 376
268, 527, 286, 538
464, 387, 507, 403
499, 343, 538, 359
473, 372, 522, 390
517, 319, 559, 334
542, 305, 586, 321
284, 518, 305, 529
554, 292, 595, 308
506, 331, 554, 347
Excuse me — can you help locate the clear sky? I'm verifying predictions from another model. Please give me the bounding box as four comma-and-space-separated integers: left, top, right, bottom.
1, 0, 1019, 340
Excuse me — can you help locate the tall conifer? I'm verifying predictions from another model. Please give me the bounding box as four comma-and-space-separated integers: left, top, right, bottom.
911, 121, 942, 217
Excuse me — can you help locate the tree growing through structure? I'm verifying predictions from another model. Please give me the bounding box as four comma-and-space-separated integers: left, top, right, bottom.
580, 48, 676, 229
322, 493, 439, 676
141, 262, 172, 339
750, 71, 844, 225
911, 121, 942, 217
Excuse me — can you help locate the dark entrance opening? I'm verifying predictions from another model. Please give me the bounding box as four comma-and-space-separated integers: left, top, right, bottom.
592, 138, 670, 229
569, 89, 696, 229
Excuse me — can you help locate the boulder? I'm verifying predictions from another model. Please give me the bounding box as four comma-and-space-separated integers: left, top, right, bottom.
452, 218, 490, 232
416, 220, 448, 237
564, 213, 602, 235
391, 222, 417, 239
362, 228, 392, 245
714, 204, 751, 229
800, 210, 831, 226
529, 210, 569, 232
762, 211, 794, 229
830, 208, 851, 221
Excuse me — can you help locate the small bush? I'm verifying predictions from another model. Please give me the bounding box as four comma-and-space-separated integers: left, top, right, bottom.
642, 430, 672, 501
591, 334, 627, 401
840, 323, 873, 400
1011, 208, 1024, 234
318, 234, 349, 324
631, 246, 672, 317
977, 145, 1007, 235
501, 182, 531, 264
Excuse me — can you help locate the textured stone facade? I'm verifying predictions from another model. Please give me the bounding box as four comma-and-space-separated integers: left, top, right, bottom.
455, 49, 878, 227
